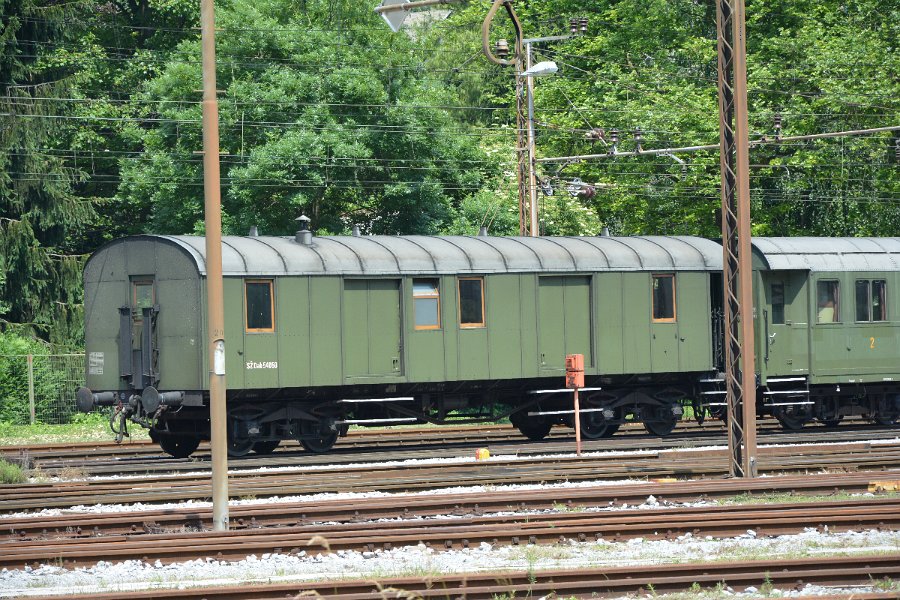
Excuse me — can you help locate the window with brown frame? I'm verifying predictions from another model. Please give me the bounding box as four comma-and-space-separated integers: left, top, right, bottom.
816, 280, 840, 323
458, 277, 485, 328
651, 274, 676, 322
245, 279, 274, 332
413, 279, 441, 330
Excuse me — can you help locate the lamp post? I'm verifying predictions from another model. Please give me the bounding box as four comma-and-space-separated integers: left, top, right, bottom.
375, 0, 578, 236
522, 55, 558, 237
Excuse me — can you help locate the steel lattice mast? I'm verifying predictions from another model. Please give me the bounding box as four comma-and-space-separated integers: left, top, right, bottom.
716, 0, 758, 478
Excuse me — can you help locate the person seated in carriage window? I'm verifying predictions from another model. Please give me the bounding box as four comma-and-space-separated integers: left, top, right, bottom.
817, 281, 839, 323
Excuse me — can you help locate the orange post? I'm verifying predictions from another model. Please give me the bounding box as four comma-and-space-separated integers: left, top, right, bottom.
566, 354, 585, 456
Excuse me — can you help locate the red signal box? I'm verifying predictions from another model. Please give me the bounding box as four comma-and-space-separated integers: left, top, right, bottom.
565, 353, 584, 388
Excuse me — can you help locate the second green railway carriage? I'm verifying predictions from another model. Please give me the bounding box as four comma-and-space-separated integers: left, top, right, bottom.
751, 238, 900, 429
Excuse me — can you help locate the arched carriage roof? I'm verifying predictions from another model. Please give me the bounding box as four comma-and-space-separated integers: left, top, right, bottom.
142, 234, 724, 276
751, 237, 900, 272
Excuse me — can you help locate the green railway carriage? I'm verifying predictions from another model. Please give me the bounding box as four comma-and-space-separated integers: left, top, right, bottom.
79, 231, 724, 457
750, 238, 900, 429
78, 231, 900, 458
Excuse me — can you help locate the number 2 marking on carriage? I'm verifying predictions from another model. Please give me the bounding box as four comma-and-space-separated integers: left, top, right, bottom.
870, 337, 876, 349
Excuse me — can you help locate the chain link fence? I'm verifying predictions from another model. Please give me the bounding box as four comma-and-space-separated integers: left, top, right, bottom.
0, 354, 85, 425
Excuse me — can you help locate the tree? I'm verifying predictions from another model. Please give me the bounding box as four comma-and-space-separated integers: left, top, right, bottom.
117, 0, 497, 237
0, 0, 97, 344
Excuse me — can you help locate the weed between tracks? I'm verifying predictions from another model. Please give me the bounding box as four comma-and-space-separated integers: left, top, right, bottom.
719, 490, 900, 505
871, 576, 899, 592
0, 458, 26, 483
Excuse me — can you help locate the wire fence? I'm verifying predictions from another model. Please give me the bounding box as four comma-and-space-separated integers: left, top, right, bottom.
0, 354, 85, 425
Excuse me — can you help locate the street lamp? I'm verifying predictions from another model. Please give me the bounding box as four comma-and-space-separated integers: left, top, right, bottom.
522, 60, 558, 77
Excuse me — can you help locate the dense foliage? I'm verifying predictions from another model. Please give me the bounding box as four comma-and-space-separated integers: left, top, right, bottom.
1, 0, 898, 346
0, 332, 75, 424
0, 0, 96, 344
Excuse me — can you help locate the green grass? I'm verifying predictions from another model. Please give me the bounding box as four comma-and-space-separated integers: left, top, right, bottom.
0, 411, 150, 446
719, 490, 900, 505
0, 458, 27, 484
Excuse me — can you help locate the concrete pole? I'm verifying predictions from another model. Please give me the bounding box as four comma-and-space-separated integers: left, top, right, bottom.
525, 42, 539, 237
514, 54, 528, 236
732, 0, 758, 478
200, 0, 229, 530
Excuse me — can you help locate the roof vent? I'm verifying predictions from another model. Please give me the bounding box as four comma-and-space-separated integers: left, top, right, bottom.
295, 215, 312, 246
352, 224, 361, 237
601, 226, 610, 237
248, 225, 258, 237
478, 226, 488, 237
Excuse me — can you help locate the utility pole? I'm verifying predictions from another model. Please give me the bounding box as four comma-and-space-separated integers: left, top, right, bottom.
515, 53, 529, 236
481, 0, 527, 236
524, 42, 538, 236
200, 0, 230, 529
716, 0, 757, 478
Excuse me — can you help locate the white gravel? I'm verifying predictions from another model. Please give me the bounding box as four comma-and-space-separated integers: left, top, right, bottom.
1, 528, 897, 598
0, 475, 654, 519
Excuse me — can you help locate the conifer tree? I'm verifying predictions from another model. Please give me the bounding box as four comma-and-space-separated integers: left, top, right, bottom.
0, 0, 96, 345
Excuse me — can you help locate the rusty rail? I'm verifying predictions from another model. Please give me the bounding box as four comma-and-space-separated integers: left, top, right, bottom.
2, 442, 899, 513
19, 555, 900, 599
3, 471, 898, 541
3, 498, 899, 569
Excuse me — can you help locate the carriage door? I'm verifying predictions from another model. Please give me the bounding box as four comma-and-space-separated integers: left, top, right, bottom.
764, 271, 809, 376
126, 277, 158, 389
343, 279, 403, 379
538, 276, 593, 372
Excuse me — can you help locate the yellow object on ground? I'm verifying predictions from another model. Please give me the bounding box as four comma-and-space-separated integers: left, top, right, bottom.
869, 480, 900, 492
475, 448, 490, 460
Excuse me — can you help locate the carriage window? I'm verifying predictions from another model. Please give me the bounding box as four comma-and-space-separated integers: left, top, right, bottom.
413, 279, 440, 330
458, 277, 485, 328
245, 280, 274, 332
856, 279, 887, 322
771, 283, 785, 324
855, 281, 870, 322
132, 279, 154, 322
816, 280, 840, 323
652, 274, 676, 322
873, 280, 887, 321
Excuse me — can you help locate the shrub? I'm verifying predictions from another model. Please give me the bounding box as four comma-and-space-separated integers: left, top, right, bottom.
0, 459, 27, 484
0, 332, 79, 424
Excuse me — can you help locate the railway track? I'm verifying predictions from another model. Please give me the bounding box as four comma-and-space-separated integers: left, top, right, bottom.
2, 471, 895, 540
3, 420, 897, 479
19, 555, 900, 599
3, 496, 899, 569
0, 420, 898, 474
1, 440, 899, 513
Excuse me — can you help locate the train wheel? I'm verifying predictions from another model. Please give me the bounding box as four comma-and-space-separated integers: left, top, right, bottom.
774, 407, 810, 431
641, 406, 678, 436
299, 420, 338, 453
252, 440, 281, 455
158, 434, 201, 459
227, 436, 254, 457
580, 411, 620, 440
874, 395, 900, 426
515, 419, 553, 441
